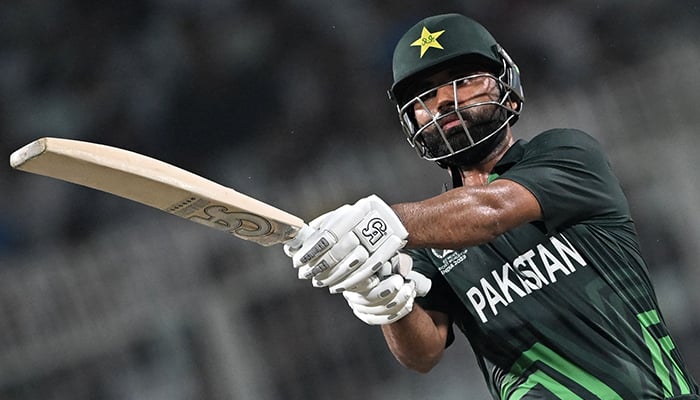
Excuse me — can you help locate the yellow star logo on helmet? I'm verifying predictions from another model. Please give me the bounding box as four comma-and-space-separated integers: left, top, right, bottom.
410, 26, 446, 58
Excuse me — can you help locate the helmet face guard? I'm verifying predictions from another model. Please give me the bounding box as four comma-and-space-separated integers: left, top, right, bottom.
397, 57, 521, 163
388, 14, 524, 166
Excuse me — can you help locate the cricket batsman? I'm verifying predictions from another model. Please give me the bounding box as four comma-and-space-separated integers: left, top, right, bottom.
285, 13, 698, 400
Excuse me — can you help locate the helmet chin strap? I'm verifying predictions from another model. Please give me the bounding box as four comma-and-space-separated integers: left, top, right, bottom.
450, 166, 463, 188
441, 166, 462, 192
441, 128, 509, 190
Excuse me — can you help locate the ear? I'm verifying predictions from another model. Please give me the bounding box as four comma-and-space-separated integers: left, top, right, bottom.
508, 98, 520, 111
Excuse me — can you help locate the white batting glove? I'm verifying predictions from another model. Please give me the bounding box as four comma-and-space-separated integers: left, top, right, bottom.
343, 263, 432, 326
284, 195, 408, 294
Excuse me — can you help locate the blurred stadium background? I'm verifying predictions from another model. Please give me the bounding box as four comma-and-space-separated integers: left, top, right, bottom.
1, 1, 699, 399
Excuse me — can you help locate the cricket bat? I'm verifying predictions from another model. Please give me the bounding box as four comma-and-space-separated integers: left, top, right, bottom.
9, 137, 425, 288
9, 137, 309, 246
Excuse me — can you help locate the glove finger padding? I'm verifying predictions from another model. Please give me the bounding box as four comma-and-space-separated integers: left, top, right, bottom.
348, 292, 417, 326
291, 205, 366, 267
406, 270, 432, 297
328, 235, 406, 293
345, 280, 415, 315
341, 270, 432, 326
283, 208, 341, 258
344, 275, 381, 293
297, 233, 360, 280
343, 274, 405, 306
312, 246, 369, 287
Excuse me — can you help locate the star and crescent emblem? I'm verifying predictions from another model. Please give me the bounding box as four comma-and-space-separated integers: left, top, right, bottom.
410, 26, 446, 58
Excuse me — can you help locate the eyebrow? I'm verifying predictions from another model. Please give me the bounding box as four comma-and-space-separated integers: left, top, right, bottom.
423, 69, 490, 90
402, 65, 494, 102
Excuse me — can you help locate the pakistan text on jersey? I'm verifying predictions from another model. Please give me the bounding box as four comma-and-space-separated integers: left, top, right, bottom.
464, 234, 588, 323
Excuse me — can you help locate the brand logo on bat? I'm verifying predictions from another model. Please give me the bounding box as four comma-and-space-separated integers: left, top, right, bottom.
361, 217, 388, 246
190, 205, 273, 238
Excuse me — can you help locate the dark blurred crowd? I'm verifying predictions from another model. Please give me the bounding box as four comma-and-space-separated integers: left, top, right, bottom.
2, 0, 697, 166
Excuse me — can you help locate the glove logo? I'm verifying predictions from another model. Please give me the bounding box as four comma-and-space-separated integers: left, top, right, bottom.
361, 217, 388, 246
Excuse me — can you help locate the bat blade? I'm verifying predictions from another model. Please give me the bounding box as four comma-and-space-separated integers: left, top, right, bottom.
10, 137, 305, 246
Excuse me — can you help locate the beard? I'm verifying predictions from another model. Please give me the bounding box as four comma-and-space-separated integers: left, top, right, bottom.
420, 104, 509, 168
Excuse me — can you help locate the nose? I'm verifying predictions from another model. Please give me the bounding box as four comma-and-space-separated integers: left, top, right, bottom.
434, 84, 457, 113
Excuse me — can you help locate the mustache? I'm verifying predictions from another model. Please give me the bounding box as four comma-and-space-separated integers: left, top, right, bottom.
424, 106, 495, 136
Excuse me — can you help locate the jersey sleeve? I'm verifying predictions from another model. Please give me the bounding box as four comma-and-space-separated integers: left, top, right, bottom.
498, 129, 630, 234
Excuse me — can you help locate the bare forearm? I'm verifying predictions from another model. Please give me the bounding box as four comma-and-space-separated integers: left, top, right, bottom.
392, 180, 542, 249
381, 304, 447, 373
392, 187, 502, 249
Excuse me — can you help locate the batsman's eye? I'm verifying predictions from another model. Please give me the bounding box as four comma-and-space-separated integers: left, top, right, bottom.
455, 77, 474, 87
420, 88, 437, 100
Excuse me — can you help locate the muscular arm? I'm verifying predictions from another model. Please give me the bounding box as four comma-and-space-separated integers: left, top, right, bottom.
381, 303, 451, 373
392, 179, 542, 249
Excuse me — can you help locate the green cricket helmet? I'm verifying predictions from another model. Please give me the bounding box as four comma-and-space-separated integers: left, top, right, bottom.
388, 14, 524, 167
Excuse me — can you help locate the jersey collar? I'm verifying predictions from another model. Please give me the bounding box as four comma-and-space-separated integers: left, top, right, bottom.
493, 139, 527, 175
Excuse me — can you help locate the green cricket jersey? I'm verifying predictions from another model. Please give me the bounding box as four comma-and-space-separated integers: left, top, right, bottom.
407, 129, 698, 400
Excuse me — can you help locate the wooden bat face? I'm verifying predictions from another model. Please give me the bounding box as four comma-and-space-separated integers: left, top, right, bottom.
10, 137, 305, 246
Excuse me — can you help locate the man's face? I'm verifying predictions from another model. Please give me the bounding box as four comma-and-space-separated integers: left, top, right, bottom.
408, 71, 506, 161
